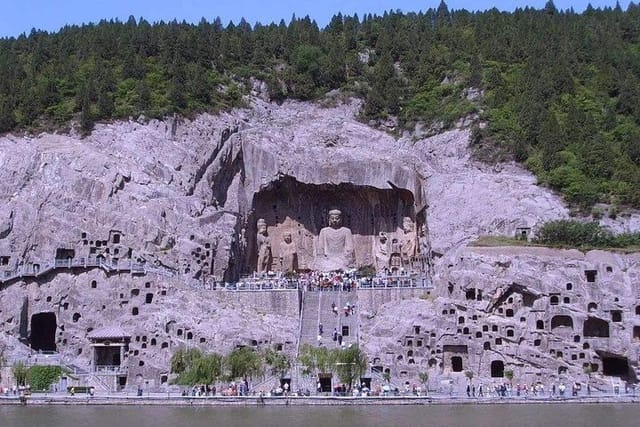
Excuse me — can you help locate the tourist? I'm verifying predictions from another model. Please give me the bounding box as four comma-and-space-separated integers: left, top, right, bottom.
319, 323, 323, 335
333, 328, 338, 341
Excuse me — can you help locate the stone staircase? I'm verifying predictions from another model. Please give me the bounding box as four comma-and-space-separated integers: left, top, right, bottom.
323, 289, 359, 349
294, 289, 361, 392
297, 289, 359, 353
85, 374, 112, 392
298, 291, 321, 352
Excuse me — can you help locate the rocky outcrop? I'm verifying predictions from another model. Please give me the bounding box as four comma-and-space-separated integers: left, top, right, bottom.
1, 95, 639, 392
359, 247, 640, 391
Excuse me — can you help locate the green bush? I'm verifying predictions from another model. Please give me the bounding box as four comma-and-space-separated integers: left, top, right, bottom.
27, 365, 66, 391
535, 220, 640, 249
535, 220, 611, 247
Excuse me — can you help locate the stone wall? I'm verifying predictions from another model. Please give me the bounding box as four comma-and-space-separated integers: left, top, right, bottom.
0, 272, 299, 387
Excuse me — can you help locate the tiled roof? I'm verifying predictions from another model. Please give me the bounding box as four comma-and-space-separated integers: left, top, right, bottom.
87, 326, 131, 340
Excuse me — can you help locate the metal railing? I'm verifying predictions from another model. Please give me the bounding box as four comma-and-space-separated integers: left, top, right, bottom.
187, 275, 431, 292
0, 257, 175, 285
95, 365, 128, 374
189, 280, 300, 291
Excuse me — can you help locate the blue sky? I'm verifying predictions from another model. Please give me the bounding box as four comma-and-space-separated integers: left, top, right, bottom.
0, 0, 628, 38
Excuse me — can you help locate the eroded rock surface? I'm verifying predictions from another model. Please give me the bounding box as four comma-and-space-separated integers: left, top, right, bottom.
1, 96, 639, 392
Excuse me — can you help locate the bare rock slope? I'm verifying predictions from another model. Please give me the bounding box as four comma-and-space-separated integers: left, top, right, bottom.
1, 96, 638, 391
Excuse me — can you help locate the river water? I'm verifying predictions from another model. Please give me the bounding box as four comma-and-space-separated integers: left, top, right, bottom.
2, 403, 640, 427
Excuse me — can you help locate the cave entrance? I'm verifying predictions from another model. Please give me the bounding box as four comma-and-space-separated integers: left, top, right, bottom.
451, 356, 463, 372
30, 312, 57, 352
584, 317, 610, 338
491, 360, 504, 378
55, 248, 75, 260
602, 357, 630, 377
250, 176, 421, 275
551, 315, 574, 330
318, 373, 332, 393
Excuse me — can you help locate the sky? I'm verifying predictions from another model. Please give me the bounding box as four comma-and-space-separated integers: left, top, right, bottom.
0, 0, 630, 38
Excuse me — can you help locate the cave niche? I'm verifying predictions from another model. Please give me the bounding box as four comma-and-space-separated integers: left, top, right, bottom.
30, 312, 57, 352
248, 176, 422, 274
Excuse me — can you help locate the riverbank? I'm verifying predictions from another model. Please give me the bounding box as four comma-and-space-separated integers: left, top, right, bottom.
2, 392, 639, 406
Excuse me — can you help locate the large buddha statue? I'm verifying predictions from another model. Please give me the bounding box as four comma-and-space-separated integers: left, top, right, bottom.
314, 209, 355, 271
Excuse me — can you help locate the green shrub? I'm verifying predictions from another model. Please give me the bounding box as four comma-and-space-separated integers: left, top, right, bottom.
535, 220, 612, 247
27, 365, 66, 391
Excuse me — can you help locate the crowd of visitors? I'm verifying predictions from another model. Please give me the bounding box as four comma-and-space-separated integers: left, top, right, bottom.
191, 269, 426, 291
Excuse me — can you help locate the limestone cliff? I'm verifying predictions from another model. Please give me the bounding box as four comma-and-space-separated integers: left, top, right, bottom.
1, 95, 639, 392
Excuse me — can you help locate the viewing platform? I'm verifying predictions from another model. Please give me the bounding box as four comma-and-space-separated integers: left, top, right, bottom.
0, 257, 175, 286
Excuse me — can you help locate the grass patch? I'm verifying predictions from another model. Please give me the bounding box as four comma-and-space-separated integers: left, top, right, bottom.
470, 235, 640, 253
469, 236, 536, 247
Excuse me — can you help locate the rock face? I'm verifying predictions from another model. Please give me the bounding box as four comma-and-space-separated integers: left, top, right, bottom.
360, 247, 640, 392
1, 95, 639, 392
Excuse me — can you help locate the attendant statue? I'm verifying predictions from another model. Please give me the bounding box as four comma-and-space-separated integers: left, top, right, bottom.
315, 209, 355, 271
279, 231, 298, 272
256, 218, 272, 273
374, 232, 390, 271
400, 217, 417, 259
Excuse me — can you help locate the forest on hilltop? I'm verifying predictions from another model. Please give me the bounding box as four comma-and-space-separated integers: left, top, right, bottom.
0, 1, 639, 209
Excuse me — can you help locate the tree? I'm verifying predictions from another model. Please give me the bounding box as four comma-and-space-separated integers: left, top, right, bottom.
264, 348, 291, 378
136, 79, 151, 112
504, 369, 514, 385
538, 112, 564, 171
583, 364, 593, 394
170, 347, 202, 375
418, 371, 429, 395
333, 345, 368, 391
298, 344, 335, 377
12, 361, 28, 387
535, 220, 613, 247
469, 54, 482, 88
225, 347, 263, 381
0, 96, 15, 132
170, 347, 223, 385
465, 370, 474, 383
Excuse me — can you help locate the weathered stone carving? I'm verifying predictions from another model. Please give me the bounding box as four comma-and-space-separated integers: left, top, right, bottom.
256, 218, 272, 273
374, 232, 389, 270
279, 231, 298, 272
400, 216, 417, 260
389, 252, 402, 273
314, 209, 355, 271
0, 211, 13, 240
